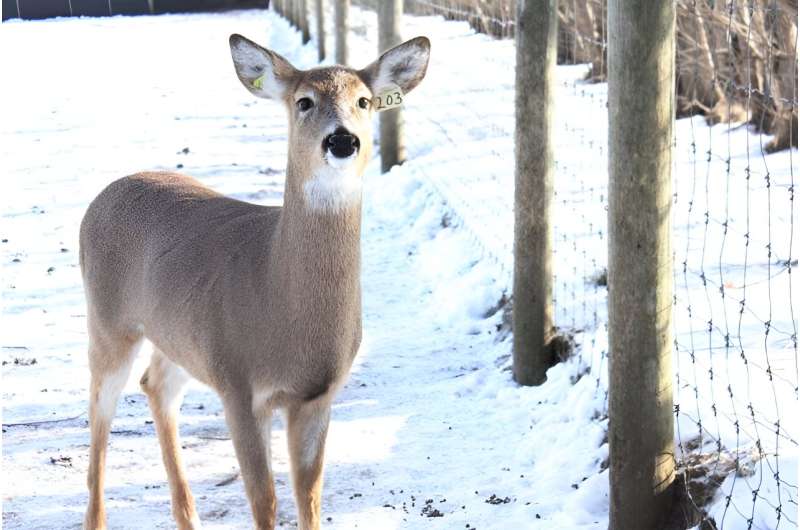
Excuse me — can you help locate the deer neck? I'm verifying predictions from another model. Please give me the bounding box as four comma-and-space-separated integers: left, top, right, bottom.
271, 155, 363, 302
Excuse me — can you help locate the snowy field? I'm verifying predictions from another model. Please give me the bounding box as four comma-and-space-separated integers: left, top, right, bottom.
1, 5, 797, 530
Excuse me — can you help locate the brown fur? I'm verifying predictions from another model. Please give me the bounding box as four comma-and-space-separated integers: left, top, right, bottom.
80, 34, 429, 530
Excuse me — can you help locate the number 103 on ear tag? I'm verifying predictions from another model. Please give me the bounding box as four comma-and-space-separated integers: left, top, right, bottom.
373, 85, 404, 112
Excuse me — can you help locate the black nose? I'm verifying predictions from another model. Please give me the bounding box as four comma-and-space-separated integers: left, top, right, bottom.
324, 127, 360, 159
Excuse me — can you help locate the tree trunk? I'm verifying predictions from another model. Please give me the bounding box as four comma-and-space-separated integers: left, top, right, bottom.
765, 2, 798, 151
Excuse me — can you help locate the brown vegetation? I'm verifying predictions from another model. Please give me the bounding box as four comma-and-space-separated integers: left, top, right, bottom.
404, 0, 797, 151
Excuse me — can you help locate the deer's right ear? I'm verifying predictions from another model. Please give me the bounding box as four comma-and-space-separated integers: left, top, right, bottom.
229, 34, 298, 100
361, 36, 430, 95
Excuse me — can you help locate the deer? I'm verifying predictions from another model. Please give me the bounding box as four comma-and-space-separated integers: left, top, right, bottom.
80, 33, 430, 530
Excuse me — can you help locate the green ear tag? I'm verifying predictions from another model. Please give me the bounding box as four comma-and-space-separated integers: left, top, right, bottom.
252, 75, 265, 89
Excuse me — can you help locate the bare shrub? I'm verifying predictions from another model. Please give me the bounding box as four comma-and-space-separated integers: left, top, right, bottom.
402, 0, 797, 150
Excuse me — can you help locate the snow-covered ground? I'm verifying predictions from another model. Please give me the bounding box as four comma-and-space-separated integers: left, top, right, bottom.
1, 5, 796, 530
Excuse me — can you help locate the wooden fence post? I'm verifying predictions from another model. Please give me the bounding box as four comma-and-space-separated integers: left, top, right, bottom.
315, 0, 325, 61
377, 0, 404, 172
512, 0, 558, 386
334, 0, 349, 65
299, 0, 311, 44
288, 0, 297, 27
607, 0, 676, 528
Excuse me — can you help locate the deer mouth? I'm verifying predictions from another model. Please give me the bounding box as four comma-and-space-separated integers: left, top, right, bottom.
323, 127, 360, 161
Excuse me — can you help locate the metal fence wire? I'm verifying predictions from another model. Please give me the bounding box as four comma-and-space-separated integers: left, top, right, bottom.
403, 0, 799, 528
671, 1, 798, 528
304, 0, 798, 527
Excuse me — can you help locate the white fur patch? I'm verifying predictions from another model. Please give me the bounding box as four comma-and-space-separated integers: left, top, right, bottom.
95, 349, 139, 421
260, 411, 273, 468
303, 156, 362, 212
300, 410, 330, 469
252, 387, 275, 415
158, 359, 191, 414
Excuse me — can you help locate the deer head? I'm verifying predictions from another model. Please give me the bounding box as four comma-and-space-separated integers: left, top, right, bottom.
229, 33, 430, 212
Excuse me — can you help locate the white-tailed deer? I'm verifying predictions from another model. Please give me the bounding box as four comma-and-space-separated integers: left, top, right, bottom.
80, 33, 429, 530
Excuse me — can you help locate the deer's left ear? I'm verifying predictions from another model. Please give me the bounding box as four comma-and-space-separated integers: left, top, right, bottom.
360, 36, 430, 95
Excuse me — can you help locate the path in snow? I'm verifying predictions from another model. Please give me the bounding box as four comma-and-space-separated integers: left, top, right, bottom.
2, 8, 610, 530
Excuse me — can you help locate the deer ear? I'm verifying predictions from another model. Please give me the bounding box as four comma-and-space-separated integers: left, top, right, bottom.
229, 34, 298, 100
361, 36, 430, 95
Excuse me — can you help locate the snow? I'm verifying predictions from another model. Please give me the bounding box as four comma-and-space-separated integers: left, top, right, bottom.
1, 5, 796, 530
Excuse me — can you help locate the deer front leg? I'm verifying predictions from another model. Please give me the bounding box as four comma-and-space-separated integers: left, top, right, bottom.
286, 400, 331, 530
223, 393, 276, 530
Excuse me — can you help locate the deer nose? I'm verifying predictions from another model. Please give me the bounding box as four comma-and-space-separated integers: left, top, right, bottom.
324, 127, 360, 159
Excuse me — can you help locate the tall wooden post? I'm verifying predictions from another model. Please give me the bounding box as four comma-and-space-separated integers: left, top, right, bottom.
377, 0, 404, 172
607, 1, 676, 528
281, 0, 289, 24
512, 0, 558, 386
299, 0, 311, 44
315, 0, 325, 61
334, 0, 349, 65
289, 0, 297, 27
280, 0, 289, 23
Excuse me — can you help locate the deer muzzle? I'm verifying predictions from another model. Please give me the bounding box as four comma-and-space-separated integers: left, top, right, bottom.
324, 127, 360, 159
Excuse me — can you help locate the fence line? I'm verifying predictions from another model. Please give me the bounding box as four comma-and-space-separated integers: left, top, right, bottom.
283, 0, 798, 526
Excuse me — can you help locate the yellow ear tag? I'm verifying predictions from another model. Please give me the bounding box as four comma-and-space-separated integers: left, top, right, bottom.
373, 85, 404, 112
252, 75, 265, 90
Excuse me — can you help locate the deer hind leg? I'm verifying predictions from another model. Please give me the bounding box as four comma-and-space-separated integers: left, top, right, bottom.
84, 332, 141, 530
140, 348, 200, 530
223, 392, 276, 530
286, 399, 332, 530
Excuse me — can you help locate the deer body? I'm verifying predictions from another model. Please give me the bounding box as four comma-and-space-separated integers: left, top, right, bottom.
81, 172, 361, 398
81, 34, 429, 530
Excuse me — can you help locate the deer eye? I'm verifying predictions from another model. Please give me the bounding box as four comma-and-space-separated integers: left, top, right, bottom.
358, 97, 370, 110
296, 98, 314, 112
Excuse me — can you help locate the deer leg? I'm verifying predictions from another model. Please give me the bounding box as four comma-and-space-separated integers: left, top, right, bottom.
84, 334, 140, 530
140, 349, 199, 529
286, 400, 331, 530
223, 393, 276, 530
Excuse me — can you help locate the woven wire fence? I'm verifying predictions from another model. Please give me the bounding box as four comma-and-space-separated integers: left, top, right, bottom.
671, 2, 798, 528
298, 0, 797, 526
401, 0, 800, 527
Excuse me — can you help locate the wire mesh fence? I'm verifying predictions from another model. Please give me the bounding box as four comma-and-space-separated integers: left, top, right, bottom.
671, 2, 798, 525
296, 0, 798, 526
674, 2, 797, 528
402, 1, 798, 527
